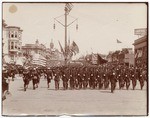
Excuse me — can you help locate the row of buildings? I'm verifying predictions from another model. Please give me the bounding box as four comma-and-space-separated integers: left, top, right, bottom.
106, 48, 135, 67
2, 20, 147, 67
106, 28, 147, 67
2, 20, 64, 66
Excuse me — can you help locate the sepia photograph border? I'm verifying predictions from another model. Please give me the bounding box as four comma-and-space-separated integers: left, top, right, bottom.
1, 1, 149, 117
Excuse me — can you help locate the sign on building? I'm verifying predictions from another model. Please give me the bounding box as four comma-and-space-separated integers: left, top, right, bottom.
134, 28, 147, 36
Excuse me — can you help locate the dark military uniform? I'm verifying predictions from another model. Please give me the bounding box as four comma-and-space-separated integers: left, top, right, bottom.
77, 67, 82, 89
138, 69, 144, 90
93, 68, 99, 89
89, 68, 95, 89
124, 72, 130, 90
46, 68, 53, 88
54, 68, 60, 90
130, 69, 137, 90
103, 71, 109, 89
31, 69, 39, 90
69, 67, 75, 89
97, 69, 103, 89
22, 69, 30, 91
109, 71, 117, 93
62, 68, 68, 90
118, 73, 125, 89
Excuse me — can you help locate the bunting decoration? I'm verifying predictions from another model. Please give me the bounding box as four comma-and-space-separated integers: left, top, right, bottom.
32, 54, 46, 67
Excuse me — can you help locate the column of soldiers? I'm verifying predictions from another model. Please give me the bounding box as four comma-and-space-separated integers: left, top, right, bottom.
21, 64, 147, 93
2, 63, 147, 96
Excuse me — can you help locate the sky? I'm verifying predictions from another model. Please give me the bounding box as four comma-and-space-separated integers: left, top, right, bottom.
3, 3, 147, 58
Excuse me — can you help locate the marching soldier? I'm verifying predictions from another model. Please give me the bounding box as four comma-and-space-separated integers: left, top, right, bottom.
89, 67, 95, 89
82, 67, 87, 89
97, 70, 103, 89
109, 71, 117, 93
69, 67, 75, 89
118, 72, 125, 90
130, 69, 137, 90
77, 67, 83, 89
46, 68, 53, 88
53, 68, 60, 90
22, 68, 30, 91
62, 68, 68, 90
103, 70, 109, 89
138, 69, 144, 90
31, 68, 39, 90
124, 71, 130, 90
74, 67, 79, 89
93, 68, 98, 89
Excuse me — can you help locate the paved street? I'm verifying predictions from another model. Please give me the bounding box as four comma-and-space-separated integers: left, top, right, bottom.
3, 75, 147, 116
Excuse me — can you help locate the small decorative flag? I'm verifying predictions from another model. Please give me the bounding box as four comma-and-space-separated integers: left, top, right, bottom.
117, 39, 122, 43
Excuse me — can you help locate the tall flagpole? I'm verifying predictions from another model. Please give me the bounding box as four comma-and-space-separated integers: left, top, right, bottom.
53, 3, 78, 65
64, 5, 68, 64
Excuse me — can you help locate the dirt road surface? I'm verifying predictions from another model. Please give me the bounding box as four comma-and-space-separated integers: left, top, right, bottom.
2, 76, 147, 116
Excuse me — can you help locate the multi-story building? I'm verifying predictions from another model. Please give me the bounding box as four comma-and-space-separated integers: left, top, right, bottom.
133, 35, 147, 66
22, 39, 46, 58
2, 20, 23, 63
22, 39, 64, 66
46, 39, 64, 67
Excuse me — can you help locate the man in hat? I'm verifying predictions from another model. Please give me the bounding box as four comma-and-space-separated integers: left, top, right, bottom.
62, 68, 69, 90
31, 68, 39, 90
53, 68, 60, 90
22, 68, 30, 91
46, 68, 53, 88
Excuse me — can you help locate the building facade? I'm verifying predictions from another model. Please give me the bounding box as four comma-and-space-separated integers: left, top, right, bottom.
2, 20, 23, 63
22, 39, 64, 66
106, 48, 134, 66
133, 35, 147, 66
22, 39, 46, 59
46, 39, 64, 67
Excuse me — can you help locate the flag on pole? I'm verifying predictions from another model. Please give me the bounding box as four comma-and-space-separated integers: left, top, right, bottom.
117, 39, 122, 43
97, 54, 108, 64
66, 3, 73, 11
58, 41, 65, 55
70, 41, 79, 55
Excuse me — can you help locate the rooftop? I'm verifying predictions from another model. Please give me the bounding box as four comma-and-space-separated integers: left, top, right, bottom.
133, 35, 147, 46
6, 26, 23, 31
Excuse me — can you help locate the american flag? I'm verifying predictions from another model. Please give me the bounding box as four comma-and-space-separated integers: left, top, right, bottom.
32, 54, 46, 67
